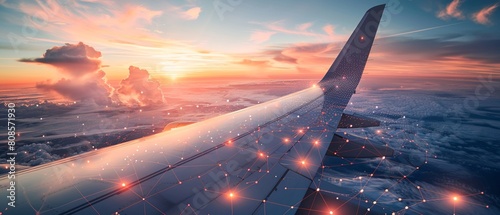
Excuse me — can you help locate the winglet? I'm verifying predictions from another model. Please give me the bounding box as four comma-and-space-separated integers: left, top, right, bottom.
319, 4, 385, 85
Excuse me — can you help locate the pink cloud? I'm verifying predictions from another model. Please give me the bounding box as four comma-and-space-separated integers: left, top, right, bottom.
250, 31, 277, 43
237, 59, 270, 67
181, 7, 202, 20
36, 70, 113, 105
21, 42, 114, 105
472, 3, 498, 25
437, 0, 465, 19
116, 5, 162, 24
19, 42, 102, 77
323, 24, 335, 37
21, 42, 166, 106
114, 66, 165, 107
10, 1, 170, 48
250, 20, 342, 42
296, 22, 313, 31
251, 20, 322, 37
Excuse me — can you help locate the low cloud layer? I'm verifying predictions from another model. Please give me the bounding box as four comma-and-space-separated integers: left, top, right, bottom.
17, 143, 60, 166
20, 42, 164, 106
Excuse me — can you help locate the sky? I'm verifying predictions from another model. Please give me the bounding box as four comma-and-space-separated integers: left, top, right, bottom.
0, 0, 499, 87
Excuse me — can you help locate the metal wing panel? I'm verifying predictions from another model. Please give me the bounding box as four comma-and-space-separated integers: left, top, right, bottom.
252, 170, 311, 215
0, 87, 327, 215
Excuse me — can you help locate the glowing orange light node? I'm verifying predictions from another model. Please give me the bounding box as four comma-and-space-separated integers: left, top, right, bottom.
121, 183, 126, 187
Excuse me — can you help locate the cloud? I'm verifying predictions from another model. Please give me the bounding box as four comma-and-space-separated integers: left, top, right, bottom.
472, 3, 498, 25
20, 42, 164, 106
296, 66, 314, 73
18, 42, 114, 105
19, 42, 102, 77
181, 7, 202, 20
437, 0, 465, 20
250, 20, 338, 39
5, 1, 169, 48
239, 30, 500, 79
17, 143, 60, 166
237, 59, 270, 67
296, 22, 313, 31
273, 53, 298, 64
166, 5, 202, 20
323, 24, 335, 37
266, 50, 297, 64
114, 66, 165, 106
377, 36, 500, 65
250, 31, 277, 43
36, 70, 113, 105
118, 5, 162, 24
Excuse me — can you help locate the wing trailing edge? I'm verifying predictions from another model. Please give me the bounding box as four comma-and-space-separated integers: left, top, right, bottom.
327, 133, 394, 158
337, 113, 380, 128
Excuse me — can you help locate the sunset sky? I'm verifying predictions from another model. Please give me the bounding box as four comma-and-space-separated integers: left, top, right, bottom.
0, 0, 499, 86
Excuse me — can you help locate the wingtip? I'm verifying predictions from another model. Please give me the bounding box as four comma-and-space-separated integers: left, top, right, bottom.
373, 4, 386, 9
367, 4, 386, 13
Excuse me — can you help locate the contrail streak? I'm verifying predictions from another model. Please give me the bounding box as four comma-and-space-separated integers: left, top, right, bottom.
379, 22, 464, 39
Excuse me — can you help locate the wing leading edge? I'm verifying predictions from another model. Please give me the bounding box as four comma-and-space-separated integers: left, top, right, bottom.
0, 4, 386, 215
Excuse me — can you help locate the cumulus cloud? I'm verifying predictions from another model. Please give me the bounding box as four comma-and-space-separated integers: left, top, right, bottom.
19, 42, 102, 77
36, 70, 113, 105
437, 0, 465, 20
19, 42, 114, 105
20, 42, 165, 106
114, 66, 165, 106
472, 3, 498, 25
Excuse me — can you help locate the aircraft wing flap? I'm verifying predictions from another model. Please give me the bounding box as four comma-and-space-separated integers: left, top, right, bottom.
253, 170, 311, 215
327, 133, 394, 158
337, 113, 381, 128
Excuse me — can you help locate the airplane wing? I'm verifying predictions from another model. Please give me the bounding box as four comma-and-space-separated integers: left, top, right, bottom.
0, 4, 386, 215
